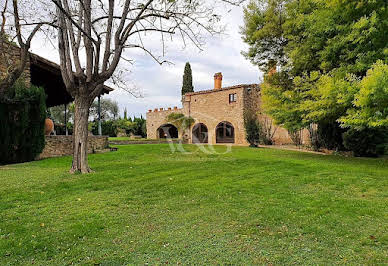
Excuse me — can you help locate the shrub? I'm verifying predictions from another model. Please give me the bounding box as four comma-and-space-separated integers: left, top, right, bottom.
343, 127, 388, 157
91, 120, 118, 137
244, 112, 260, 147
288, 129, 303, 146
318, 121, 347, 150
308, 124, 321, 151
54, 122, 73, 135
258, 116, 277, 145
0, 82, 46, 164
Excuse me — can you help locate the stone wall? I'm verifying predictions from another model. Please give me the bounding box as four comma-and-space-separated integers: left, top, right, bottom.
0, 39, 31, 86
146, 107, 183, 139
243, 87, 310, 145
183, 86, 248, 145
38, 136, 109, 159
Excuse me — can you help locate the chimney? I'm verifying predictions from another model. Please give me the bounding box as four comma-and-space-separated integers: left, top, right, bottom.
214, 72, 222, 90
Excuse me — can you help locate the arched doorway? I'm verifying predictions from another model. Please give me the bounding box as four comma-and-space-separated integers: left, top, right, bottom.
157, 124, 178, 139
192, 123, 208, 143
216, 121, 235, 143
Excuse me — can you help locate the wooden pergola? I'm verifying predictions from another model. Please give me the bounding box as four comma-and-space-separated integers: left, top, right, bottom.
29, 53, 114, 135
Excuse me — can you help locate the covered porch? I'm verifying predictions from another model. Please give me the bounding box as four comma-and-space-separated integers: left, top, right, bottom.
29, 53, 113, 135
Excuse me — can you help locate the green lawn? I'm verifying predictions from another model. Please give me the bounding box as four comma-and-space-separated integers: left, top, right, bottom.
0, 145, 387, 264
108, 137, 149, 141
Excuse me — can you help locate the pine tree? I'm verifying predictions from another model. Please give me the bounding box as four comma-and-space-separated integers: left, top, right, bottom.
181, 62, 194, 95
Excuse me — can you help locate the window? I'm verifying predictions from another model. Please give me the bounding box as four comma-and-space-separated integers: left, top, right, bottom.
229, 93, 237, 103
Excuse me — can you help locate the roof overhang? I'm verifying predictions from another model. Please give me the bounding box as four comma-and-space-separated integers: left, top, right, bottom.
29, 53, 113, 107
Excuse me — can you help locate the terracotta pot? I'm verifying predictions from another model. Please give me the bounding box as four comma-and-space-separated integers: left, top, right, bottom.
45, 118, 54, 136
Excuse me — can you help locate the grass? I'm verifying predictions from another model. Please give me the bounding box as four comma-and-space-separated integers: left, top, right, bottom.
108, 137, 147, 141
0, 144, 387, 264
108, 137, 149, 141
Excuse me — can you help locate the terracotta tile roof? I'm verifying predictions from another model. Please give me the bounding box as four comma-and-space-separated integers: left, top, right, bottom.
185, 84, 260, 96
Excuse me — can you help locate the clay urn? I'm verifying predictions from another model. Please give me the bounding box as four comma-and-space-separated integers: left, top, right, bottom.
45, 118, 54, 136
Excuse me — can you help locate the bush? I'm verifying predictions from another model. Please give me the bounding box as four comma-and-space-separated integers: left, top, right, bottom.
258, 117, 276, 145
288, 129, 303, 146
244, 112, 260, 147
318, 122, 347, 150
343, 127, 388, 157
54, 122, 73, 135
91, 120, 118, 137
0, 82, 46, 164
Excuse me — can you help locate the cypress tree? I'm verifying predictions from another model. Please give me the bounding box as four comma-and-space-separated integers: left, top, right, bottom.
123, 108, 128, 120
181, 62, 194, 95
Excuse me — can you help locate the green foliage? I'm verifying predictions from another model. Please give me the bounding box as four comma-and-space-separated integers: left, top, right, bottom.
261, 71, 307, 131
299, 72, 359, 124
54, 122, 74, 135
123, 108, 128, 120
241, 0, 288, 71
113, 116, 147, 137
115, 119, 135, 133
244, 112, 260, 147
166, 113, 195, 134
181, 62, 194, 95
339, 61, 388, 128
317, 122, 347, 151
0, 81, 46, 164
49, 103, 74, 125
284, 0, 388, 76
343, 127, 387, 157
92, 116, 146, 138
91, 120, 118, 137
132, 116, 147, 137
90, 98, 119, 121
243, 0, 388, 156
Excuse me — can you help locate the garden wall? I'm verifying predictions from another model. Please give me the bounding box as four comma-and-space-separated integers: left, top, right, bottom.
37, 136, 109, 159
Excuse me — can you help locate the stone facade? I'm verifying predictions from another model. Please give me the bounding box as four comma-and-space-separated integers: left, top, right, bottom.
146, 73, 311, 146
38, 136, 109, 159
0, 39, 31, 86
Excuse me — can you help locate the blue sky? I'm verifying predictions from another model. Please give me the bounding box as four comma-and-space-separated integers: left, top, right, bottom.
30, 4, 262, 118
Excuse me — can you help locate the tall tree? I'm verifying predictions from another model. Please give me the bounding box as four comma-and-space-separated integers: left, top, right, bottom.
241, 0, 289, 72
181, 62, 194, 95
90, 98, 119, 121
242, 0, 388, 138
123, 108, 128, 121
51, 0, 244, 173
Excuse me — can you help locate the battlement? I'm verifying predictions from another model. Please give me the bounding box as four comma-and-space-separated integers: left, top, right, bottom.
148, 106, 180, 113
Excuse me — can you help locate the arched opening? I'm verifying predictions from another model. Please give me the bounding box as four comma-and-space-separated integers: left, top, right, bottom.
192, 123, 208, 143
157, 124, 178, 139
216, 121, 235, 143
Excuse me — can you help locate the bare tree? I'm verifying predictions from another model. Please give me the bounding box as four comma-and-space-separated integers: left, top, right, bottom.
0, 0, 53, 97
51, 0, 245, 173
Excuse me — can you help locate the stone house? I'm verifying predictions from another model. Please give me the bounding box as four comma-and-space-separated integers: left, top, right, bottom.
146, 73, 310, 145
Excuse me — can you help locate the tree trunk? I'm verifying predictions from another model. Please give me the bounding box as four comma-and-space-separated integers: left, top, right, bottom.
70, 95, 92, 174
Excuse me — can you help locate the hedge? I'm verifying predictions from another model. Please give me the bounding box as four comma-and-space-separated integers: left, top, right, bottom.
0, 83, 46, 164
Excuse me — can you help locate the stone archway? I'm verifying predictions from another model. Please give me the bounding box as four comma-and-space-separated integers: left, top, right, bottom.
157, 124, 178, 139
192, 123, 208, 144
216, 121, 235, 143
